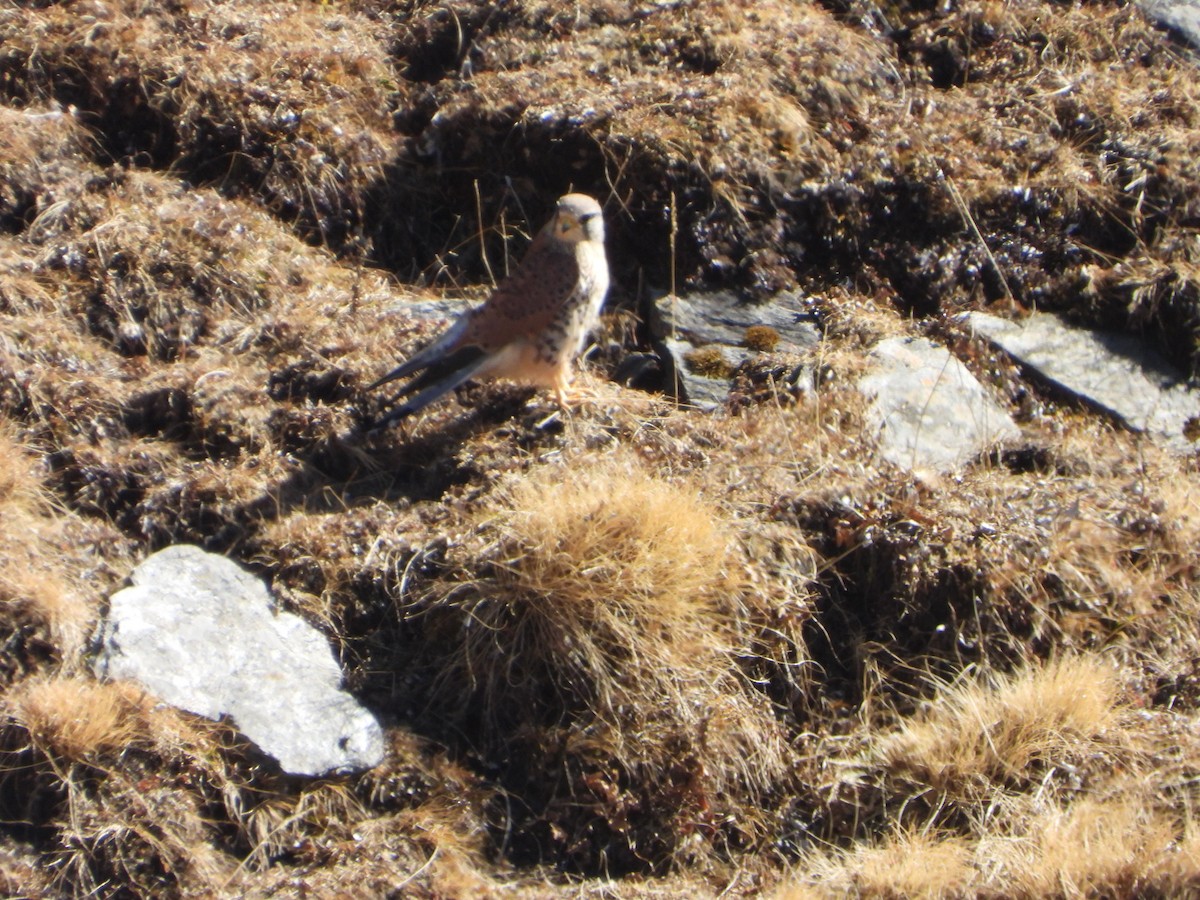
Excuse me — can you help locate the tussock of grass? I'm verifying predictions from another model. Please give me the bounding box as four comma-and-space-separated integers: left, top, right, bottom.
0, 675, 500, 896
0, 418, 46, 512
785, 829, 975, 899
405, 453, 794, 869
4, 675, 148, 763
992, 798, 1197, 898
784, 797, 1200, 898
876, 657, 1120, 801
0, 676, 231, 895
744, 325, 781, 352
686, 345, 738, 379
0, 419, 96, 661
491, 455, 730, 639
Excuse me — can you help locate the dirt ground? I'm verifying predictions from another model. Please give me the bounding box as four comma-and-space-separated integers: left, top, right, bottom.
1, 0, 1199, 896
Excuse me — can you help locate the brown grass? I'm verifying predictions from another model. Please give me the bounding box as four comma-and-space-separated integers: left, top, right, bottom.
0, 418, 97, 660
4, 675, 149, 763
782, 797, 1200, 899
686, 345, 738, 379
785, 829, 976, 899
0, 0, 394, 250
488, 453, 731, 641
875, 656, 1121, 800
993, 798, 1198, 898
402, 452, 795, 868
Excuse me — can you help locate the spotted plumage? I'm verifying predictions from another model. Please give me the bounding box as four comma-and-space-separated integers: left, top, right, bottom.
367, 193, 609, 426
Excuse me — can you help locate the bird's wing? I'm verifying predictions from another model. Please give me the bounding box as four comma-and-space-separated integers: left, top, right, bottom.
465, 239, 581, 351
368, 235, 580, 412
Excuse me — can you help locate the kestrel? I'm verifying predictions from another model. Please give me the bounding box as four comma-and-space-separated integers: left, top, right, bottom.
367, 193, 609, 426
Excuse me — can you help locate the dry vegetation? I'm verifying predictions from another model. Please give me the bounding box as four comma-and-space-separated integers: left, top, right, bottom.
1, 0, 1199, 896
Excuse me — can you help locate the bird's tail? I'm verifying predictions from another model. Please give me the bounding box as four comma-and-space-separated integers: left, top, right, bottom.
366, 316, 470, 391
370, 348, 491, 429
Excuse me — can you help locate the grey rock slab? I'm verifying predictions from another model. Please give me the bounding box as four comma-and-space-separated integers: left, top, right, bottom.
650, 290, 821, 354
860, 336, 1020, 472
383, 296, 473, 320
94, 545, 384, 777
1136, 0, 1200, 50
662, 338, 750, 411
651, 291, 821, 410
968, 311, 1200, 454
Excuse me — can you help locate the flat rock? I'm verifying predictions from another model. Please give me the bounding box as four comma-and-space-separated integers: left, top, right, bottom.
860, 336, 1020, 472
384, 296, 472, 320
94, 545, 384, 777
650, 290, 820, 353
1136, 0, 1200, 50
968, 311, 1200, 454
662, 338, 751, 411
651, 291, 820, 410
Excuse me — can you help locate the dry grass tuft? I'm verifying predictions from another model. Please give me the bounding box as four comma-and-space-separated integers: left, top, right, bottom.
490, 453, 731, 640
686, 345, 738, 379
0, 417, 46, 511
783, 797, 1200, 898
876, 657, 1121, 804
405, 452, 794, 869
785, 829, 976, 899
980, 797, 1200, 898
744, 325, 781, 352
0, 105, 93, 234
0, 418, 97, 662
5, 675, 148, 763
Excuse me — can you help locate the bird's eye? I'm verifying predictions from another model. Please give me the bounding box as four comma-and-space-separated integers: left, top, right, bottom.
579, 213, 596, 224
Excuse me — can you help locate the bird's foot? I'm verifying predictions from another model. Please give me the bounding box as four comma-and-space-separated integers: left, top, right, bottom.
554, 381, 606, 409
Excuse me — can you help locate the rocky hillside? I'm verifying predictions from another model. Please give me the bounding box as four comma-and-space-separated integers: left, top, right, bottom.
1, 0, 1199, 896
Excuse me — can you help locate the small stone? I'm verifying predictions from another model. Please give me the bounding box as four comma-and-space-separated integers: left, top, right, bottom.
1135, 0, 1200, 51
384, 297, 473, 321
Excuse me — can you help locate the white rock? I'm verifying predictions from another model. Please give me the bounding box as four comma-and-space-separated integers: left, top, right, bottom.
94, 545, 384, 776
1136, 0, 1200, 51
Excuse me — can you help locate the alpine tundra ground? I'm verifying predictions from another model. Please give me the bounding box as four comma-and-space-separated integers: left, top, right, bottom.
1, 0, 1199, 896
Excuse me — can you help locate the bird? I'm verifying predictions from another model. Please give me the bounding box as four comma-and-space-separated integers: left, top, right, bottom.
366, 193, 610, 427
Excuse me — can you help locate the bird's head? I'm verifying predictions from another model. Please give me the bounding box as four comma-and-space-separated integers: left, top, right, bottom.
550, 193, 605, 245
